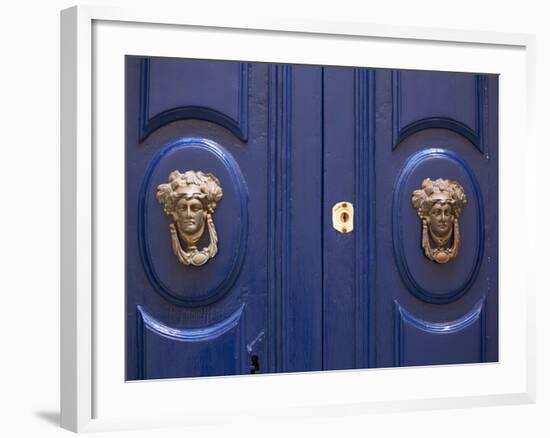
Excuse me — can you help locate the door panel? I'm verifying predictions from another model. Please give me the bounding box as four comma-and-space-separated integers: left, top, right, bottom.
139, 58, 249, 141
372, 69, 498, 367
273, 65, 324, 373
322, 67, 374, 370
126, 57, 270, 380
394, 299, 486, 366
126, 58, 325, 379
392, 71, 486, 152
136, 305, 247, 379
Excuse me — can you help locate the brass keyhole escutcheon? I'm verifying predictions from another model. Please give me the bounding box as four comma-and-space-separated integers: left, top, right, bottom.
332, 201, 354, 234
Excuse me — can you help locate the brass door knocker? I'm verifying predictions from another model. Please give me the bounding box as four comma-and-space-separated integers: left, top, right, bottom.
156, 170, 223, 266
411, 178, 467, 264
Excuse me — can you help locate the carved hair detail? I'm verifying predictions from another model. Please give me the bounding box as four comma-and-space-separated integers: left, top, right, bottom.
156, 170, 223, 215
411, 177, 467, 220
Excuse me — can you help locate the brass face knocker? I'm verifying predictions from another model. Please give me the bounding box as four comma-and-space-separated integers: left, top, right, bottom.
156, 170, 223, 267
411, 178, 467, 264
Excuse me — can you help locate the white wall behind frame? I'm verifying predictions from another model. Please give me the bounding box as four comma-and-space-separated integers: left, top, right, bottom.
0, 0, 547, 437
93, 16, 527, 424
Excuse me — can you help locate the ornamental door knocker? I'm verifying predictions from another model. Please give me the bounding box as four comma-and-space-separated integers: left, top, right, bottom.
156, 170, 223, 267
411, 178, 467, 264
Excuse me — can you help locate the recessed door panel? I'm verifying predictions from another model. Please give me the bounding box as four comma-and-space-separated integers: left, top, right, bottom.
394, 300, 486, 366
393, 71, 486, 152
137, 306, 247, 379
140, 58, 249, 141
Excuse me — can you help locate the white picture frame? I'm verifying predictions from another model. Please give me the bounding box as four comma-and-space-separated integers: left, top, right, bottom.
60, 4, 536, 433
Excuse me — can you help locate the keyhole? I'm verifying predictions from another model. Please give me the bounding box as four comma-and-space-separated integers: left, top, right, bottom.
332, 201, 353, 234
250, 354, 260, 374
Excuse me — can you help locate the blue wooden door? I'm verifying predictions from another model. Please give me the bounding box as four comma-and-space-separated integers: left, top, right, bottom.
322, 68, 498, 369
126, 57, 498, 380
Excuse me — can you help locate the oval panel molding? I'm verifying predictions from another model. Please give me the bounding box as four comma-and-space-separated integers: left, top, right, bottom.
138, 138, 249, 307
392, 148, 484, 303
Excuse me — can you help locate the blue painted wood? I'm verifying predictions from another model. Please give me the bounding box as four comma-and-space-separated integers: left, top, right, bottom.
278, 65, 323, 372
392, 71, 487, 153
373, 70, 498, 367
126, 57, 268, 380
322, 66, 357, 370
126, 55, 499, 379
392, 148, 485, 304
137, 305, 247, 379
267, 64, 285, 373
139, 58, 249, 141
394, 299, 486, 366
137, 137, 249, 306
322, 67, 376, 370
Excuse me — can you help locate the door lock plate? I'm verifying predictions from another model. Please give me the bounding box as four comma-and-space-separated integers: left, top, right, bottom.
156, 170, 223, 267
332, 201, 354, 234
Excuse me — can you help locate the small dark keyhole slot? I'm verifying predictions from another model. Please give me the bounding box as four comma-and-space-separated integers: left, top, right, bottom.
250, 354, 260, 374
341, 212, 349, 223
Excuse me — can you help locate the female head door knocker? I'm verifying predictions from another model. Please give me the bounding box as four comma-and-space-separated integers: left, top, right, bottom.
411, 178, 467, 264
156, 170, 223, 267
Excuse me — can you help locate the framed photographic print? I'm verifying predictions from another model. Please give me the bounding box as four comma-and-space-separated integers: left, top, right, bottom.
125, 56, 498, 380
61, 4, 536, 433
